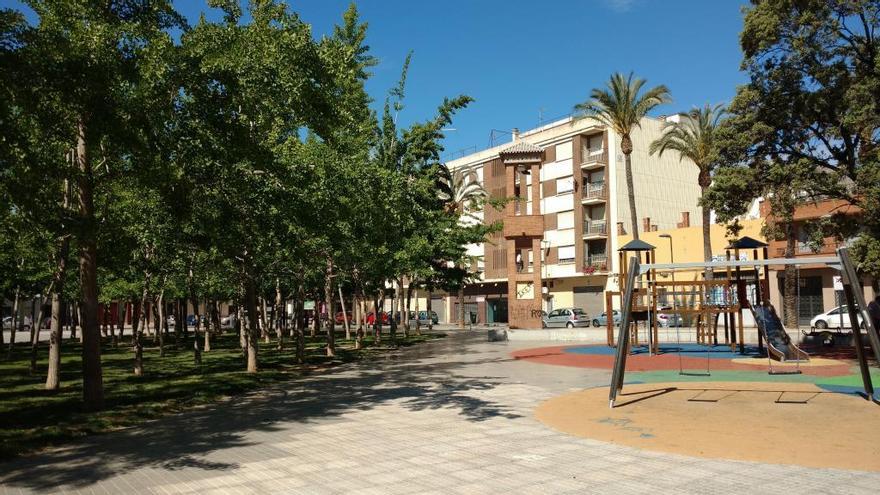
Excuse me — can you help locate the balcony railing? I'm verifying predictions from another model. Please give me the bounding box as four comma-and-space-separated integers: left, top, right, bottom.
584, 219, 607, 236
581, 181, 607, 201
581, 149, 608, 167
585, 254, 609, 272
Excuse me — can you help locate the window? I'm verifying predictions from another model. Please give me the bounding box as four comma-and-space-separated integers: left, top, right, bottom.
556, 177, 574, 194
585, 134, 604, 155
548, 309, 561, 318
557, 211, 574, 230
558, 245, 576, 264
555, 142, 572, 161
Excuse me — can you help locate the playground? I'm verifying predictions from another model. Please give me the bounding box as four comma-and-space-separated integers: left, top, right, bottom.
523, 243, 880, 472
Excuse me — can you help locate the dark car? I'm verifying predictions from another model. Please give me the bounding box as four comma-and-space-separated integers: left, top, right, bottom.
186, 314, 207, 327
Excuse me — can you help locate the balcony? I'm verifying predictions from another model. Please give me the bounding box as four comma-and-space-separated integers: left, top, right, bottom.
584, 254, 609, 273
580, 150, 608, 170
583, 219, 607, 239
581, 181, 607, 203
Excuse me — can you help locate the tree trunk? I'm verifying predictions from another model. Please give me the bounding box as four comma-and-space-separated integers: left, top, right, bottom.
375, 291, 383, 345
623, 147, 640, 241
405, 281, 413, 338
118, 302, 126, 342
699, 181, 714, 280
191, 297, 201, 365
115, 301, 124, 347
355, 290, 364, 350
45, 228, 69, 390
339, 286, 351, 341
259, 297, 268, 344
324, 258, 336, 357
76, 117, 104, 410
27, 294, 39, 367
295, 287, 305, 364
135, 272, 152, 376
414, 287, 421, 336
204, 299, 213, 352
274, 279, 283, 349
427, 289, 433, 332
458, 286, 466, 329
30, 286, 52, 375
7, 286, 20, 359
783, 229, 798, 328
156, 291, 165, 356
237, 304, 246, 358
244, 269, 259, 373
188, 267, 201, 365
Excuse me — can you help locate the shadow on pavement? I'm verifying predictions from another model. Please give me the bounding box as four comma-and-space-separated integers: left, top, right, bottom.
0, 333, 522, 491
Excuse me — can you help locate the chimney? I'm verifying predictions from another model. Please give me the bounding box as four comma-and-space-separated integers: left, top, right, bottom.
617, 222, 626, 235
642, 217, 651, 233
511, 128, 520, 142
677, 211, 690, 228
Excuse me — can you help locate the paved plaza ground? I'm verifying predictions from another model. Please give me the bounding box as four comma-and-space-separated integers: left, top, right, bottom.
2, 330, 879, 494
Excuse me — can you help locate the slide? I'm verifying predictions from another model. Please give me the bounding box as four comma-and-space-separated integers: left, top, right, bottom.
751, 305, 810, 362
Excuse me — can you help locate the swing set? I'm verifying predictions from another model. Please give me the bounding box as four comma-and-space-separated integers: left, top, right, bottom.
608, 246, 880, 408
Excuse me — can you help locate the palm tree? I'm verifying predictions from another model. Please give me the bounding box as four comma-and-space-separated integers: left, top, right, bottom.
649, 103, 726, 278
575, 72, 671, 240
436, 163, 487, 328
436, 163, 486, 216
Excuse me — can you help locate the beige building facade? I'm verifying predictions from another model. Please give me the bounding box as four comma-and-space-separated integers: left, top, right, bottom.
443, 115, 703, 325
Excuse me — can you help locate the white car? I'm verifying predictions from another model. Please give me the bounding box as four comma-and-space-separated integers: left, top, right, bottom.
811, 305, 864, 330
2, 316, 33, 331
220, 314, 237, 329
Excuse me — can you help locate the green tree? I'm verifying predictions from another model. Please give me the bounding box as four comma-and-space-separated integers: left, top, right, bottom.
575, 72, 671, 240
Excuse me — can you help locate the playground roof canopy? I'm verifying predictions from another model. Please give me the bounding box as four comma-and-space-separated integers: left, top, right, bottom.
725, 236, 768, 250
619, 239, 656, 252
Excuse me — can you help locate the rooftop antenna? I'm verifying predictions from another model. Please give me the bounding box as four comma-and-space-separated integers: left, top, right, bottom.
538, 107, 545, 126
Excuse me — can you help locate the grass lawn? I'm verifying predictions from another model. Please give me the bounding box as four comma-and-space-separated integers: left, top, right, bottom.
0, 329, 443, 460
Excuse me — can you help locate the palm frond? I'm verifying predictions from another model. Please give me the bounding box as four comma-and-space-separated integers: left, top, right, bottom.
649, 103, 727, 174
573, 71, 671, 137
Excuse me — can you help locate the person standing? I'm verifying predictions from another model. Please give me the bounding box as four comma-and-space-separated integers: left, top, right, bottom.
868, 294, 880, 338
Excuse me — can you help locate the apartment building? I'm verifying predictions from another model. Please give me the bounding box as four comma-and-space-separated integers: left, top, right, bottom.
444, 115, 703, 328
761, 198, 877, 324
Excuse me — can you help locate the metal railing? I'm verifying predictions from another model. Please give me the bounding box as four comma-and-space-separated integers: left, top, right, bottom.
584, 220, 607, 236
582, 181, 607, 201
585, 254, 609, 271
581, 150, 608, 166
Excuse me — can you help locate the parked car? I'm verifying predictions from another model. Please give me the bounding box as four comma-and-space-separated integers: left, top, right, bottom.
186, 314, 207, 327
542, 308, 590, 328
592, 310, 621, 327
220, 314, 238, 329
334, 311, 353, 325
366, 312, 390, 325
811, 305, 865, 330
657, 307, 683, 328
417, 310, 439, 325
2, 316, 32, 331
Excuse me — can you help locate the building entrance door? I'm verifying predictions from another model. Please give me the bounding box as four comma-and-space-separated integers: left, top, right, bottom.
488, 298, 508, 323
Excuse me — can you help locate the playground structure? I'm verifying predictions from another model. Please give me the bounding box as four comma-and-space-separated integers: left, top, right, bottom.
608, 246, 880, 407
605, 237, 774, 356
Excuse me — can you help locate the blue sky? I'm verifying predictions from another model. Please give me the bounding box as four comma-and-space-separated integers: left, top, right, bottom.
4, 0, 750, 159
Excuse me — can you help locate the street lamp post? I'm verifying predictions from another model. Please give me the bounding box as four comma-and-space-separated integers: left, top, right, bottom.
659, 234, 674, 305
